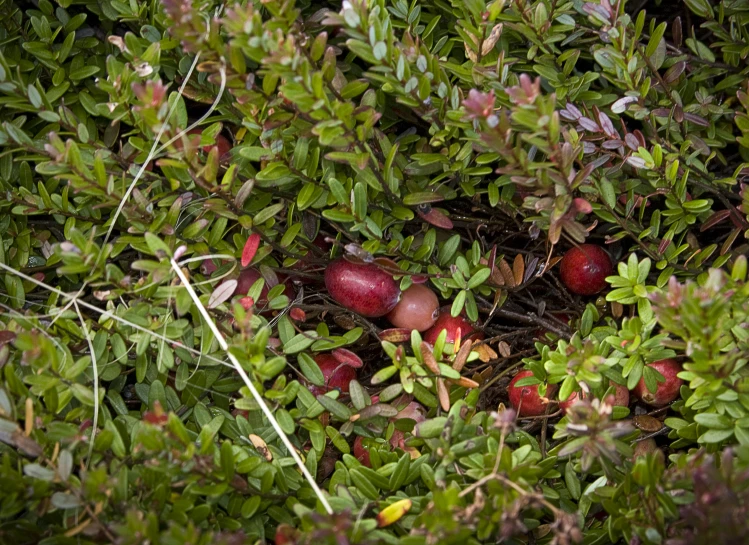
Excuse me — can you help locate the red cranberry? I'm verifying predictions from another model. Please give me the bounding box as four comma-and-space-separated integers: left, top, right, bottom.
508, 370, 557, 417
423, 307, 483, 345
633, 359, 683, 407
324, 259, 401, 317
387, 284, 439, 332
288, 234, 331, 285
353, 436, 391, 467
231, 268, 295, 309
559, 382, 630, 413
559, 244, 613, 296
308, 354, 357, 396
353, 435, 371, 467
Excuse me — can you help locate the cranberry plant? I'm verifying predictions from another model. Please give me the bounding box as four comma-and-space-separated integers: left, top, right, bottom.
2, 0, 749, 544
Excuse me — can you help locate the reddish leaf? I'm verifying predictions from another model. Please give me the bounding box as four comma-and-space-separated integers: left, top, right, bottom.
512, 254, 525, 286
289, 307, 306, 322
683, 112, 709, 127
721, 228, 741, 255
437, 378, 450, 411
700, 209, 731, 232
379, 328, 412, 343
333, 347, 363, 368
597, 110, 617, 137
241, 233, 261, 267
420, 342, 441, 374
578, 117, 600, 132
663, 61, 686, 84
624, 133, 640, 151
416, 206, 454, 229
450, 376, 480, 389
142, 411, 168, 425
452, 339, 473, 372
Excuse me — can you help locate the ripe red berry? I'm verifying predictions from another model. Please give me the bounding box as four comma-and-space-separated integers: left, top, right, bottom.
288, 234, 331, 284
353, 436, 371, 467
508, 370, 557, 417
353, 436, 393, 467
559, 244, 613, 295
232, 268, 295, 309
423, 308, 483, 345
324, 259, 401, 317
387, 284, 439, 332
633, 359, 683, 407
309, 354, 357, 396
559, 382, 630, 413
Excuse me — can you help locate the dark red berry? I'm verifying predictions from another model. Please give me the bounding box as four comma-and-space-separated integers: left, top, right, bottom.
387, 284, 439, 332
559, 244, 613, 295
423, 307, 483, 345
353, 436, 371, 467
508, 370, 557, 417
232, 268, 295, 309
353, 436, 393, 467
559, 382, 630, 413
309, 354, 357, 396
633, 359, 683, 407
324, 259, 401, 317
288, 234, 331, 284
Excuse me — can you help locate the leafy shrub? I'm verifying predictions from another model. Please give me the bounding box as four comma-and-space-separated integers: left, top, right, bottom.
3, 0, 749, 543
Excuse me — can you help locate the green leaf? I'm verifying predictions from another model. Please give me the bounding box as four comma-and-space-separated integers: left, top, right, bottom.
645, 22, 667, 58
316, 394, 352, 420
298, 353, 324, 386
466, 267, 490, 289
284, 333, 318, 354
349, 468, 379, 500
68, 65, 100, 81
699, 429, 733, 444
403, 192, 445, 206
694, 413, 732, 429
389, 453, 410, 490
565, 461, 581, 500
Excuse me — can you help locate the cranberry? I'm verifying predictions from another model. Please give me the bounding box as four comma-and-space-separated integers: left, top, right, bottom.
423, 307, 483, 345
559, 382, 630, 413
231, 268, 295, 310
308, 354, 357, 396
508, 370, 557, 417
353, 435, 371, 467
324, 259, 401, 317
633, 359, 683, 407
387, 284, 439, 332
353, 436, 391, 467
288, 234, 331, 284
559, 244, 613, 296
